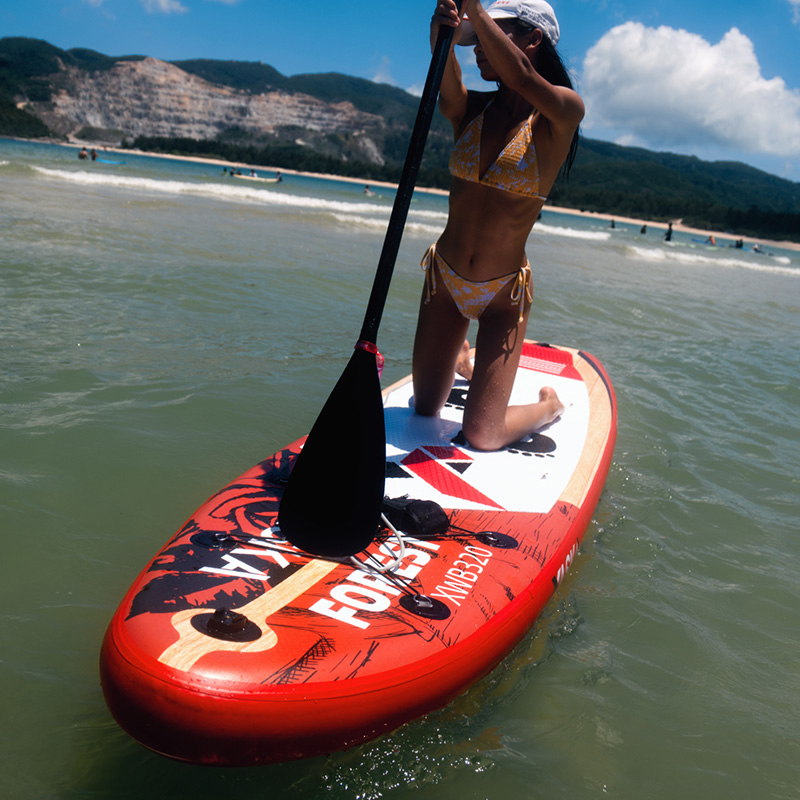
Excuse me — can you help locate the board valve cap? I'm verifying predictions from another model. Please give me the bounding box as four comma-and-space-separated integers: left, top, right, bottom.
207, 608, 249, 636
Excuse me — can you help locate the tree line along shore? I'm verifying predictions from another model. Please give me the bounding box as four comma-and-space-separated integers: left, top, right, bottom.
121, 134, 800, 249
122, 134, 799, 246
1, 36, 797, 244
53, 138, 799, 253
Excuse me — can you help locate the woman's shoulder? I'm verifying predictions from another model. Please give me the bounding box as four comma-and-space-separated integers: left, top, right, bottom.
460, 90, 496, 123
465, 90, 496, 111
447, 90, 496, 138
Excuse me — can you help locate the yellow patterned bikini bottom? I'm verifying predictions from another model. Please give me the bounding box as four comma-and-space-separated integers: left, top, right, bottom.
421, 243, 532, 324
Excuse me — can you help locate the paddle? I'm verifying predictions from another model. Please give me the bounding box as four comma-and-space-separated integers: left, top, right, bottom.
278, 11, 461, 557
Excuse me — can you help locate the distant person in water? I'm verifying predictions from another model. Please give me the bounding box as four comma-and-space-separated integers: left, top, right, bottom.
412, 0, 582, 451
640, 224, 647, 234
664, 222, 673, 241
610, 219, 615, 229
275, 171, 283, 183
78, 147, 88, 160
90, 149, 97, 161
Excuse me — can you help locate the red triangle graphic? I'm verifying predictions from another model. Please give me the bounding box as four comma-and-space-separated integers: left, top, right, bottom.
401, 449, 503, 509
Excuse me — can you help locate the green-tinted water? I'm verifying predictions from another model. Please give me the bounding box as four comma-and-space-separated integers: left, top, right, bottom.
1, 139, 799, 799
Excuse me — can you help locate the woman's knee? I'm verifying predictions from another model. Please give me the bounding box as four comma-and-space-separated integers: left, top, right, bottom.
411, 367, 452, 416
412, 390, 441, 417
461, 416, 504, 452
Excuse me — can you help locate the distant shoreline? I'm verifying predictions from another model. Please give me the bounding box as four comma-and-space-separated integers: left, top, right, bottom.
43, 138, 800, 254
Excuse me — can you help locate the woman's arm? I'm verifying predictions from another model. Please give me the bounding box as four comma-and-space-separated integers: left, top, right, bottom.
431, 0, 469, 126
462, 0, 584, 133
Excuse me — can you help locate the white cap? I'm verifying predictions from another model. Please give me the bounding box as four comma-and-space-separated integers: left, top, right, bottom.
458, 0, 560, 47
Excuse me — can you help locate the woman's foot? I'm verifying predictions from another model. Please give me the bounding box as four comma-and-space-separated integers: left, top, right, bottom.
455, 340, 473, 381
538, 386, 565, 425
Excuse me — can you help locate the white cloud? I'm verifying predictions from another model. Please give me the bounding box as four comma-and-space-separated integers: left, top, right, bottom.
372, 56, 394, 86
791, 0, 800, 25
581, 22, 800, 159
142, 0, 188, 13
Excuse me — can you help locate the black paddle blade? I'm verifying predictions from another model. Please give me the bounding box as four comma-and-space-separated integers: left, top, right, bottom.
278, 347, 386, 557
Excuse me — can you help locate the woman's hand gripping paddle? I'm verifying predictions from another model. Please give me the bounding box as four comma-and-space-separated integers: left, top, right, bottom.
278, 9, 461, 557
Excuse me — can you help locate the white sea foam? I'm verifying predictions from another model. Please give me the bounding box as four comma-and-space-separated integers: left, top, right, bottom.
32, 166, 393, 216
535, 223, 612, 241
330, 214, 612, 242
32, 165, 452, 235
29, 166, 796, 268
331, 213, 443, 238
627, 245, 799, 277
406, 207, 448, 222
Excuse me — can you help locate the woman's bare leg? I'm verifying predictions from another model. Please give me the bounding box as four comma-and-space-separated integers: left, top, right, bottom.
461, 286, 563, 451
455, 339, 473, 380
412, 284, 470, 416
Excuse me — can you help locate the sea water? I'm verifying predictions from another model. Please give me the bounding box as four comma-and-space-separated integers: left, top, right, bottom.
1, 137, 798, 799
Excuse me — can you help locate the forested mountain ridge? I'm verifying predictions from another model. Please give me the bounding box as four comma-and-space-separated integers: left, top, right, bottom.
2, 36, 797, 240
550, 139, 799, 239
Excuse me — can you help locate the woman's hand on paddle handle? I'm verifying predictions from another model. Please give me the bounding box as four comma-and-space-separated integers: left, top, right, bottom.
431, 0, 462, 52
431, 0, 468, 123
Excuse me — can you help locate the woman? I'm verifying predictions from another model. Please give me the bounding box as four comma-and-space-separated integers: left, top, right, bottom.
412, 0, 584, 451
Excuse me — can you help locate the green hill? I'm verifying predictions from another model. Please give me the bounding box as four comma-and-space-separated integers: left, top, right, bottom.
170, 58, 286, 94
2, 36, 798, 241
549, 139, 799, 238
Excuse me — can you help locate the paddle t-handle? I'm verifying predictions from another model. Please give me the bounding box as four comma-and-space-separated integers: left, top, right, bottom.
278, 8, 461, 558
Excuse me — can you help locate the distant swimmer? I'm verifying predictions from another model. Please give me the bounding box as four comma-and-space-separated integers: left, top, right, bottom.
90, 149, 98, 161
78, 147, 88, 160
640, 224, 647, 234
364, 185, 376, 196
705, 235, 716, 245
275, 171, 283, 183
664, 222, 673, 242
610, 219, 615, 229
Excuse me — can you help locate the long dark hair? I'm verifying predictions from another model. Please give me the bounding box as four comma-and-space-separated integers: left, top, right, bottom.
510, 21, 580, 178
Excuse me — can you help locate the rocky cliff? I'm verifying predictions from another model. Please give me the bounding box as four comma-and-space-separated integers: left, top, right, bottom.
24, 56, 388, 164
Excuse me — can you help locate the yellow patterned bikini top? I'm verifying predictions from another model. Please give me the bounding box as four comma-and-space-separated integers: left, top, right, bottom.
449, 100, 547, 200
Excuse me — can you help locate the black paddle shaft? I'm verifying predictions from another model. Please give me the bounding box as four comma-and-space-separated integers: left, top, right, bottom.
278, 13, 460, 557
359, 18, 459, 346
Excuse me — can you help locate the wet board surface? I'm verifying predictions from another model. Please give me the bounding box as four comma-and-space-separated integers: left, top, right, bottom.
384, 346, 590, 514
100, 341, 617, 766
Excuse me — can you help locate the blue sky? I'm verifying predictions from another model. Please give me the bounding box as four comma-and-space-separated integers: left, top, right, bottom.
3, 0, 800, 180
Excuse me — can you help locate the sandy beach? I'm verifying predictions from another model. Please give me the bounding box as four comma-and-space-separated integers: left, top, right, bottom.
543, 206, 800, 252
54, 139, 800, 253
